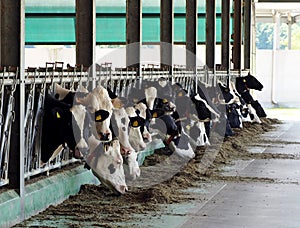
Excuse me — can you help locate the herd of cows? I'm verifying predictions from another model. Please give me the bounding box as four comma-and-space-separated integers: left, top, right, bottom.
41, 72, 266, 195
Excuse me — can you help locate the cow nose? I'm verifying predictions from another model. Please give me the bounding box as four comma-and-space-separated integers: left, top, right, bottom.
121, 146, 133, 155
99, 132, 110, 141
143, 136, 150, 143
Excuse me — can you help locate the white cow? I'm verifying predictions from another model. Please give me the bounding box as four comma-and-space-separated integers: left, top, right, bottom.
134, 102, 152, 143
86, 135, 127, 195
125, 106, 147, 152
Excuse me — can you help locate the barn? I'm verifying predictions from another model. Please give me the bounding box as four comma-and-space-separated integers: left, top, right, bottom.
1, 0, 300, 227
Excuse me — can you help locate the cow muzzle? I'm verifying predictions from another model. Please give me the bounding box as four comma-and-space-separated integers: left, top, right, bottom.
99, 132, 111, 141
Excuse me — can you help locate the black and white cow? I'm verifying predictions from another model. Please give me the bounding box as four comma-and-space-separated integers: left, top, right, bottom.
54, 83, 141, 181
41, 92, 127, 194
235, 74, 267, 118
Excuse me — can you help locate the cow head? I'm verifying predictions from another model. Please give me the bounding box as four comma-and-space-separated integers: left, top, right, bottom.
236, 74, 263, 93
70, 104, 91, 157
77, 86, 113, 141
217, 82, 234, 104
123, 151, 140, 181
134, 102, 152, 143
145, 86, 157, 110
86, 136, 127, 195
111, 107, 135, 155
125, 106, 147, 151
245, 74, 263, 91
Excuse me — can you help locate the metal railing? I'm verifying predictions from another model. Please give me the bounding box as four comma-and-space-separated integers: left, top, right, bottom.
0, 62, 249, 187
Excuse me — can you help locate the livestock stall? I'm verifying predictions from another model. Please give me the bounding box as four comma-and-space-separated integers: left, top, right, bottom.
0, 64, 248, 227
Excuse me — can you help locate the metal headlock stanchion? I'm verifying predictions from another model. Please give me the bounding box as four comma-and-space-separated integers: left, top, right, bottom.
0, 69, 18, 180
24, 67, 36, 174
0, 68, 6, 143
28, 68, 47, 174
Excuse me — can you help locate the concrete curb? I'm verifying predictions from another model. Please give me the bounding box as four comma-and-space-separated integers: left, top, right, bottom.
0, 165, 99, 228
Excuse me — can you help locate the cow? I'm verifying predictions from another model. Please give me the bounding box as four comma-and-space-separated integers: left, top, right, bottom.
125, 106, 147, 152
41, 92, 127, 194
85, 135, 127, 195
54, 83, 140, 180
235, 74, 266, 118
235, 73, 263, 94
169, 83, 210, 146
54, 83, 113, 141
134, 102, 152, 143
142, 85, 195, 159
123, 150, 140, 181
41, 93, 88, 163
109, 107, 133, 153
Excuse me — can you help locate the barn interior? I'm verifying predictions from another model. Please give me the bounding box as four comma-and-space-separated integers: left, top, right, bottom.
1, 0, 300, 227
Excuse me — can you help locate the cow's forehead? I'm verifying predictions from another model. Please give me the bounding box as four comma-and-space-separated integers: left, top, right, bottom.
125, 106, 137, 117
92, 87, 113, 111
114, 108, 129, 124
145, 87, 157, 97
135, 102, 147, 110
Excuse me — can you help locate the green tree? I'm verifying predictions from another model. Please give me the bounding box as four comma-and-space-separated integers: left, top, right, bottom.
256, 22, 274, 49
292, 23, 300, 50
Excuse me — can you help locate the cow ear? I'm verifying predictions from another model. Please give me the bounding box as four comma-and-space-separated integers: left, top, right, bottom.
135, 109, 140, 116
94, 109, 110, 122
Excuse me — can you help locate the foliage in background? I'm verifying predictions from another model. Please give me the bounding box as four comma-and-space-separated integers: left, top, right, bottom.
256, 22, 300, 50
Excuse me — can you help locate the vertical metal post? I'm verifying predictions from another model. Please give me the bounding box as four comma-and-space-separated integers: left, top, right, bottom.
233, 0, 242, 70
1, 0, 23, 191
287, 12, 292, 50
251, 1, 257, 74
244, 0, 251, 70
76, 0, 96, 87
160, 0, 174, 75
76, 0, 95, 67
186, 0, 197, 71
221, 0, 230, 70
206, 0, 216, 70
271, 10, 280, 105
126, 0, 141, 75
19, 0, 26, 220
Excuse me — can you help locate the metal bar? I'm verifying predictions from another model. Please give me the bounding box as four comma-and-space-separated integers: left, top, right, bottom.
160, 0, 173, 73
206, 0, 216, 70
221, 0, 231, 70
76, 0, 96, 67
233, 0, 242, 70
126, 0, 141, 75
186, 0, 197, 70
244, 0, 252, 69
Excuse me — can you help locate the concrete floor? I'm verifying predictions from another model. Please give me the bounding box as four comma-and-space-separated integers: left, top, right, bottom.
15, 109, 300, 228
134, 109, 300, 228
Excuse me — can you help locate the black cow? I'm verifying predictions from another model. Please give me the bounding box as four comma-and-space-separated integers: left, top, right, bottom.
41, 93, 91, 163
235, 73, 263, 94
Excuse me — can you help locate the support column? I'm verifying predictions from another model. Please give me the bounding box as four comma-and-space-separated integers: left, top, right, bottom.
287, 13, 292, 50
244, 0, 251, 70
160, 0, 173, 73
76, 0, 95, 67
186, 0, 197, 70
206, 0, 216, 70
1, 0, 25, 197
126, 0, 141, 74
233, 0, 242, 70
221, 0, 230, 70
271, 11, 280, 105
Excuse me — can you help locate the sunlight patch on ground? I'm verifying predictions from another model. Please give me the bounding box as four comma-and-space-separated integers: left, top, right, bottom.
266, 108, 300, 121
